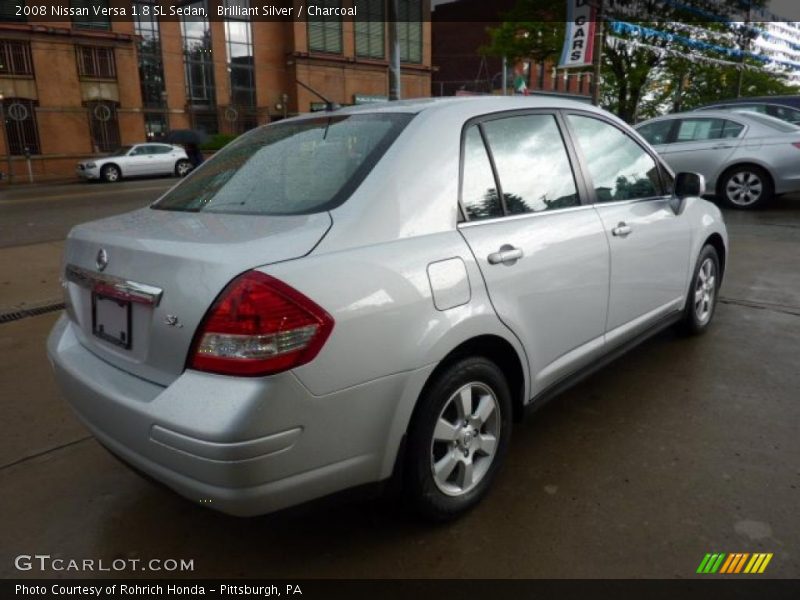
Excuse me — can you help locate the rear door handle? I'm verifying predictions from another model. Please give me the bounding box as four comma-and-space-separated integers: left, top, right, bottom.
487, 245, 523, 265
612, 222, 632, 237
712, 144, 734, 149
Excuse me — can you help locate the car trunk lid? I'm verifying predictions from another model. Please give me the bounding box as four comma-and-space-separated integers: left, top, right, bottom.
62, 207, 332, 386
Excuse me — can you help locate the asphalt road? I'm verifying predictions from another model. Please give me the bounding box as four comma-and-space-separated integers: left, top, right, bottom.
0, 178, 175, 248
0, 185, 798, 579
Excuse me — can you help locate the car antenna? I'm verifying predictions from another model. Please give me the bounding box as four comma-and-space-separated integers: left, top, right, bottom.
296, 79, 340, 112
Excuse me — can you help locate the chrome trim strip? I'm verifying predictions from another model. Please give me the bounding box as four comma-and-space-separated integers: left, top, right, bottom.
457, 203, 595, 228
65, 264, 163, 306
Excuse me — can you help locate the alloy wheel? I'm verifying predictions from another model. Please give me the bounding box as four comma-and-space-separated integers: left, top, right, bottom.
430, 382, 500, 497
726, 171, 763, 207
177, 161, 191, 177
105, 167, 119, 182
694, 257, 717, 325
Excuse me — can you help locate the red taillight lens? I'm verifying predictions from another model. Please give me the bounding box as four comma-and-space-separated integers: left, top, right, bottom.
189, 271, 334, 377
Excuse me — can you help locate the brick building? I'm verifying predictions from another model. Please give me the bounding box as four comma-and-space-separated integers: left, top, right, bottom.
0, 0, 432, 182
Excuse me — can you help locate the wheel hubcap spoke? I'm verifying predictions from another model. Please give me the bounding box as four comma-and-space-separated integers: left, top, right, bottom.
430, 382, 501, 496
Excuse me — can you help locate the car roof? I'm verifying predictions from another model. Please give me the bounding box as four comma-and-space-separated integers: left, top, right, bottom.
640, 110, 759, 123
289, 95, 606, 121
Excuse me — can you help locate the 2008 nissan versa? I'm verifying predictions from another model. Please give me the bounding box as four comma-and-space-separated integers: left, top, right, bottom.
48, 97, 727, 520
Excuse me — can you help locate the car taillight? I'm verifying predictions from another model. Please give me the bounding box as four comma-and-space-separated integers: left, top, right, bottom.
189, 271, 334, 377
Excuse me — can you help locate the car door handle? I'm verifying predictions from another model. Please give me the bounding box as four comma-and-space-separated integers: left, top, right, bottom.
487, 245, 523, 265
612, 222, 632, 237
711, 144, 734, 149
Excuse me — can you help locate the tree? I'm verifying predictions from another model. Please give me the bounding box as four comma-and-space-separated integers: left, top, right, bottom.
482, 0, 787, 122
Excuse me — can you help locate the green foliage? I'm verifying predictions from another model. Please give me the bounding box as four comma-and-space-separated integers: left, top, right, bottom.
481, 0, 566, 63
201, 134, 237, 152
481, 0, 795, 123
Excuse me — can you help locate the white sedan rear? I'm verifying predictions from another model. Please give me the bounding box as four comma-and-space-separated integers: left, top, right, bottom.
77, 143, 192, 183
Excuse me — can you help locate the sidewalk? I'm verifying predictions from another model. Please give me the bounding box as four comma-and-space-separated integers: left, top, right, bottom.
0, 241, 64, 314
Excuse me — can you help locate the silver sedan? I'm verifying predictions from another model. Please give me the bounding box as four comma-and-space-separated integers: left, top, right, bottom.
636, 110, 800, 209
48, 97, 727, 520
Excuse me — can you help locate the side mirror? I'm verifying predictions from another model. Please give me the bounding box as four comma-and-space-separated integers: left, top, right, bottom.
671, 172, 706, 214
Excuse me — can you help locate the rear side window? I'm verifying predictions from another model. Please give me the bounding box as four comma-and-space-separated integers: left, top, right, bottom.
676, 118, 728, 142
481, 115, 579, 214
636, 120, 674, 145
461, 126, 503, 220
153, 113, 412, 215
568, 114, 664, 202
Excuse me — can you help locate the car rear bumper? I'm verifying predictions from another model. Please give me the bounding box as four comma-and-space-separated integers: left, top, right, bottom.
47, 314, 416, 516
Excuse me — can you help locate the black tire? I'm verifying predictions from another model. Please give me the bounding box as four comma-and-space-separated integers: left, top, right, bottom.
405, 356, 512, 521
680, 244, 721, 336
101, 164, 121, 183
175, 159, 192, 177
718, 165, 773, 210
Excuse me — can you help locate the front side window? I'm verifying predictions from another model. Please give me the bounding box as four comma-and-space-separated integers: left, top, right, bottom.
636, 120, 674, 145
308, 0, 343, 54
461, 126, 503, 220
153, 114, 413, 215
568, 114, 663, 203
481, 115, 579, 214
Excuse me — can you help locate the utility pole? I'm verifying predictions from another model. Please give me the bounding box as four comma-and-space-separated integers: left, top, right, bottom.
502, 56, 508, 95
591, 0, 605, 106
736, 4, 752, 98
388, 0, 401, 101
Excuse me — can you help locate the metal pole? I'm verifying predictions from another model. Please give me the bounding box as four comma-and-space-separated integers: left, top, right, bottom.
0, 100, 12, 184
502, 56, 508, 95
388, 0, 401, 101
591, 1, 605, 106
736, 5, 752, 98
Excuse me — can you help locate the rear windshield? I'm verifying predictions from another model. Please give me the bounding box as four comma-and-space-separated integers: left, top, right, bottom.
152, 113, 413, 215
735, 111, 800, 132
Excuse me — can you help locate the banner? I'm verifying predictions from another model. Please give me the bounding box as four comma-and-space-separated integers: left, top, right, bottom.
558, 0, 597, 68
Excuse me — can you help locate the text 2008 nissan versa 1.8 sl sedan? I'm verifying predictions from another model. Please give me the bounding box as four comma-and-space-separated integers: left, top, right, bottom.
48, 97, 728, 520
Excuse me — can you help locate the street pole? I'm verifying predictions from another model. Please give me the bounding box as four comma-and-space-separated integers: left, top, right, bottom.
591, 0, 605, 106
0, 94, 12, 184
387, 0, 401, 101
502, 56, 508, 95
736, 5, 752, 98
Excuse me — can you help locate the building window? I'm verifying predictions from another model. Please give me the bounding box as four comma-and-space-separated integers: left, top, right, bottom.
77, 46, 116, 79
134, 2, 166, 109
0, 40, 34, 76
87, 101, 120, 152
308, 0, 343, 54
144, 112, 169, 141
224, 0, 256, 117
71, 0, 111, 30
0, 1, 26, 22
354, 0, 384, 59
1, 98, 40, 155
181, 0, 217, 124
398, 0, 423, 64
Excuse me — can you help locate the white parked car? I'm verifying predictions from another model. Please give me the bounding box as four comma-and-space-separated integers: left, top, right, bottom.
77, 143, 192, 183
